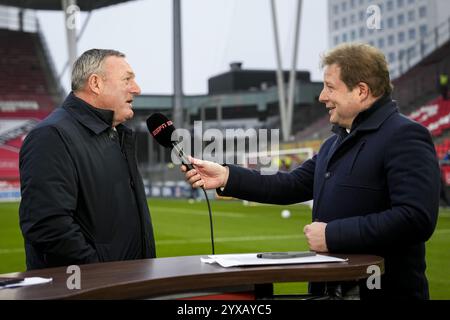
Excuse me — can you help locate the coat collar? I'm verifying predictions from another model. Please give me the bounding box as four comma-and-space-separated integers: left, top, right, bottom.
332, 95, 398, 136
62, 92, 116, 135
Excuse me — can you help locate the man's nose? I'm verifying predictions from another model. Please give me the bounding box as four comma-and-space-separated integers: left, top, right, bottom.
318, 89, 327, 103
131, 80, 141, 95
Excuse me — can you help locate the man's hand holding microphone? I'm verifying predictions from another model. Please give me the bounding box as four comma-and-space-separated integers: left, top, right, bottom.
181, 156, 229, 190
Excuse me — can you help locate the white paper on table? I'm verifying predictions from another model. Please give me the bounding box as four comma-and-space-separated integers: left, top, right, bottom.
0, 277, 53, 289
201, 253, 347, 268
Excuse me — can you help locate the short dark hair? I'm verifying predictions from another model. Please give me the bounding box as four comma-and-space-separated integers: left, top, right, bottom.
321, 43, 393, 97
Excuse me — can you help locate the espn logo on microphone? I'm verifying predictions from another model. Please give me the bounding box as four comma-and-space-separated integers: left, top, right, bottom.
152, 120, 173, 137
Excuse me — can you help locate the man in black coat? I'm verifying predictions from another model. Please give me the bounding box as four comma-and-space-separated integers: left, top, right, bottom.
182, 44, 440, 299
19, 49, 156, 270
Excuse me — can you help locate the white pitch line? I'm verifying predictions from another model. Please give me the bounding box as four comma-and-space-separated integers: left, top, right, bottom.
0, 248, 24, 254
150, 206, 246, 218
1, 230, 449, 254
157, 234, 305, 245
438, 212, 450, 218
0, 235, 303, 254
157, 228, 450, 245
435, 229, 450, 234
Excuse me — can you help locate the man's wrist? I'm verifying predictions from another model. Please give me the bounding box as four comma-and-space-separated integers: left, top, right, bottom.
221, 165, 230, 189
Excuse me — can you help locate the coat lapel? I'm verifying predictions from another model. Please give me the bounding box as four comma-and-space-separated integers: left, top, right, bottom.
326, 100, 398, 167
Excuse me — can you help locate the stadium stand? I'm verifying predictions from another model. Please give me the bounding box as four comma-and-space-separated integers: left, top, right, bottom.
409, 97, 450, 137
0, 110, 49, 200
408, 97, 450, 192
0, 29, 59, 109
0, 28, 58, 200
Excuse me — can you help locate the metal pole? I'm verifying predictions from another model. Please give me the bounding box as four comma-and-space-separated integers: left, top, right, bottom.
173, 0, 184, 128
286, 0, 302, 141
58, 11, 92, 81
270, 0, 288, 142
62, 0, 78, 75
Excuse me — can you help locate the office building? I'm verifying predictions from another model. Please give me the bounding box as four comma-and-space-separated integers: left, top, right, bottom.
328, 0, 450, 78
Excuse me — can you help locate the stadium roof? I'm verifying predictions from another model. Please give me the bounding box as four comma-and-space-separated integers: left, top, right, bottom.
0, 0, 136, 11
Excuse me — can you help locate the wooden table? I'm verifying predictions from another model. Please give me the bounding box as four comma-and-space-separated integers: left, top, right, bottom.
0, 254, 384, 300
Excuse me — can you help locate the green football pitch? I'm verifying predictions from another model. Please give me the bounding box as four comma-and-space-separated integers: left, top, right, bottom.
1, 198, 449, 299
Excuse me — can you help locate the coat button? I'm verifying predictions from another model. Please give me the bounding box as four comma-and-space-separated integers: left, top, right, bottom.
130, 179, 135, 189
324, 172, 331, 179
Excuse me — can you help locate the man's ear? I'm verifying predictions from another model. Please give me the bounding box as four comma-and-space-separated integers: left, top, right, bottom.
87, 73, 102, 95
356, 82, 370, 102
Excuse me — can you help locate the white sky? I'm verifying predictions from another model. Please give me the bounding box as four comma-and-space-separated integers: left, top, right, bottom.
36, 0, 328, 95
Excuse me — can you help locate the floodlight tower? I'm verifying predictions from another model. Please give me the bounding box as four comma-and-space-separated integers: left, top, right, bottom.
270, 0, 303, 142
173, 0, 184, 128
61, 0, 78, 75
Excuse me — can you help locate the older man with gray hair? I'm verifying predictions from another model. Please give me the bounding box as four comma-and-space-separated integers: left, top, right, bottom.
19, 49, 156, 270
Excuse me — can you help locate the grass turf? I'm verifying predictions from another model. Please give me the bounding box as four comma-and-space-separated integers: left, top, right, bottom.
1, 198, 449, 299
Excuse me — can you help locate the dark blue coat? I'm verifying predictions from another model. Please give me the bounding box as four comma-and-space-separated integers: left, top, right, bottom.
19, 93, 156, 270
220, 96, 440, 299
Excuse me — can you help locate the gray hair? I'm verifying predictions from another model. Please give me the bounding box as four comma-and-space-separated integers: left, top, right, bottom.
71, 49, 125, 92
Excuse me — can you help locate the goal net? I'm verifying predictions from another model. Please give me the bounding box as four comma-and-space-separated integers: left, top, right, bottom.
227, 147, 315, 208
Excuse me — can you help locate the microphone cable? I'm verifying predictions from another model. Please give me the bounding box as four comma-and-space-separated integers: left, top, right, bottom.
200, 186, 215, 255
146, 113, 215, 255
